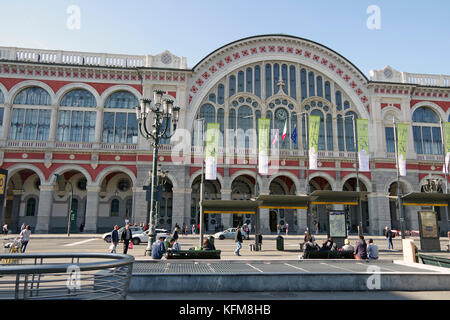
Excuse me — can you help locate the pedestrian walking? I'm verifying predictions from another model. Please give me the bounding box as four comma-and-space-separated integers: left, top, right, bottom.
182, 223, 186, 236
79, 222, 85, 233
197, 223, 200, 234
277, 224, 281, 236
257, 232, 263, 251
354, 235, 368, 260
192, 224, 196, 235
234, 226, 243, 256
2, 224, 8, 235
121, 224, 133, 254
19, 225, 31, 253
385, 226, 394, 250
285, 223, 289, 236
367, 239, 379, 260
110, 225, 119, 253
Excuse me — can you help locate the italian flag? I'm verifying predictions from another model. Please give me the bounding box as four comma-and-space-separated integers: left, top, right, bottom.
282, 120, 287, 141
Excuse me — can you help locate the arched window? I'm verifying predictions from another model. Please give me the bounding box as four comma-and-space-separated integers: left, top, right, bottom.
254, 66, 261, 98
110, 199, 120, 217
246, 68, 252, 93
281, 64, 288, 95
10, 87, 52, 141
300, 69, 307, 101
336, 91, 342, 111
273, 64, 280, 95
125, 198, 132, 219
104, 91, 139, 109
208, 93, 216, 103
60, 89, 96, 107
316, 76, 323, 97
26, 198, 37, 216
13, 87, 51, 105
308, 72, 315, 97
412, 107, 441, 155
337, 115, 345, 151
102, 91, 139, 144
57, 110, 95, 143
265, 64, 272, 98
289, 66, 296, 99
238, 71, 244, 93
325, 81, 331, 102
217, 84, 225, 104
229, 75, 236, 97
344, 111, 358, 151
218, 108, 224, 147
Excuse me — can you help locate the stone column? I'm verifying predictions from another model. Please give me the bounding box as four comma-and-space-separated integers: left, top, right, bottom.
84, 186, 100, 233
35, 185, 54, 234
94, 107, 103, 146
221, 189, 232, 228
48, 105, 58, 143
368, 192, 391, 235
132, 187, 148, 226
1, 103, 12, 141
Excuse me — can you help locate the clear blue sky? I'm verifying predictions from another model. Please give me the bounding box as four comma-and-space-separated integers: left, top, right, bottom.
1, 0, 449, 76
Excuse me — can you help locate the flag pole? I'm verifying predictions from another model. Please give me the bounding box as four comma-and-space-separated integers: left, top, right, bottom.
393, 118, 406, 239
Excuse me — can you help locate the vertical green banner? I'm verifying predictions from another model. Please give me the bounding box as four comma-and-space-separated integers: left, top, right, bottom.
308, 115, 321, 170
205, 123, 220, 180
443, 122, 450, 173
357, 119, 370, 172
258, 118, 270, 175
396, 123, 409, 176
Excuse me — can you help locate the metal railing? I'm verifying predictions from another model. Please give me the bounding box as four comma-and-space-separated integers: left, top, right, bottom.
0, 253, 134, 300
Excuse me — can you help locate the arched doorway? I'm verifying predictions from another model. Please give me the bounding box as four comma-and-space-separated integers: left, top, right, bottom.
342, 178, 369, 234
53, 170, 89, 233
191, 176, 221, 232
388, 181, 407, 231
231, 175, 255, 228
97, 171, 134, 232
309, 176, 332, 234
269, 176, 296, 233
4, 169, 41, 233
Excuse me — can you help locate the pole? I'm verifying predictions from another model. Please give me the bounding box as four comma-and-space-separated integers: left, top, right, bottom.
67, 181, 73, 237
254, 154, 260, 251
199, 119, 205, 248
352, 115, 363, 236
305, 113, 312, 235
145, 113, 160, 255
393, 119, 406, 239
439, 120, 450, 234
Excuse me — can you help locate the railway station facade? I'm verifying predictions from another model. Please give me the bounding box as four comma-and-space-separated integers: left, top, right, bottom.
0, 34, 449, 235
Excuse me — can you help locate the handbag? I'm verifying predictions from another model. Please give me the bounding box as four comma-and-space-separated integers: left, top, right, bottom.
128, 242, 133, 249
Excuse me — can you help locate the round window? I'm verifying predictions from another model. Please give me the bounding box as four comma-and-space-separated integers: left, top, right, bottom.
117, 179, 131, 192
77, 178, 87, 191
210, 219, 216, 225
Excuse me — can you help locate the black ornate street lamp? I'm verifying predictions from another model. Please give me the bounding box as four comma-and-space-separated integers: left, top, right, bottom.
136, 90, 180, 255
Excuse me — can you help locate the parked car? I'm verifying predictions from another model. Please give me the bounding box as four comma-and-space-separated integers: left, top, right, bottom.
102, 226, 144, 243
132, 228, 170, 245
213, 227, 248, 240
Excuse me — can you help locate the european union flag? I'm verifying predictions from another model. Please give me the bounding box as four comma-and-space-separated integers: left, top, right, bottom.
291, 125, 297, 145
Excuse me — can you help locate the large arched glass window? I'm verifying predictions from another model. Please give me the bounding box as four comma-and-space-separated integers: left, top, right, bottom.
10, 87, 52, 141
254, 66, 261, 98
102, 91, 139, 144
217, 84, 225, 104
245, 68, 252, 93
57, 89, 96, 143
60, 89, 96, 107
300, 69, 307, 101
289, 66, 296, 99
238, 71, 244, 93
13, 87, 51, 106
229, 75, 236, 97
265, 64, 272, 98
412, 107, 441, 155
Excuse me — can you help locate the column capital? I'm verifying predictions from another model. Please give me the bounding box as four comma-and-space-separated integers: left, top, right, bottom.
39, 185, 55, 192
86, 185, 102, 193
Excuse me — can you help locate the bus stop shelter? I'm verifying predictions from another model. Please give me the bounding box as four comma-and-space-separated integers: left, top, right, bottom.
401, 192, 450, 251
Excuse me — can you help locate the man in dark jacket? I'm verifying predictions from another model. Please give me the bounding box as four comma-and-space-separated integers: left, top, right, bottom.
111, 225, 119, 253
121, 224, 133, 254
234, 226, 243, 256
385, 226, 394, 250
354, 235, 368, 260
